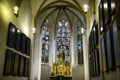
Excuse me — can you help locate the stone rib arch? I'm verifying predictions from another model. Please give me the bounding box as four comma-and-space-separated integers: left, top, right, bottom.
34, 1, 86, 27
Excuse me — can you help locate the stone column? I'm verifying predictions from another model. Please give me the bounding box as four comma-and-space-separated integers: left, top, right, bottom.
71, 25, 78, 67
31, 28, 41, 80
83, 30, 89, 80
49, 21, 56, 66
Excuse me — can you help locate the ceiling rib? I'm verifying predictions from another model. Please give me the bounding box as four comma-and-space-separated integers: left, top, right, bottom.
35, 5, 84, 28
54, 8, 72, 37
36, 8, 55, 28
72, 0, 82, 10
35, 1, 85, 26
63, 8, 72, 34
36, 0, 84, 17
68, 7, 86, 27
39, 8, 58, 34
54, 9, 61, 38
65, 7, 84, 27
41, 0, 77, 10
38, 0, 47, 11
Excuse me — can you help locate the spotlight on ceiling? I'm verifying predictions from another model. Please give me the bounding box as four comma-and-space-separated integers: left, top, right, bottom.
13, 6, 19, 17
81, 27, 85, 34
33, 27, 36, 34
83, 4, 89, 13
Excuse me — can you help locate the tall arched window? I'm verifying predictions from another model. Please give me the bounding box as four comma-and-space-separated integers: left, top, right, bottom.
41, 20, 50, 64
77, 25, 83, 64
56, 19, 70, 62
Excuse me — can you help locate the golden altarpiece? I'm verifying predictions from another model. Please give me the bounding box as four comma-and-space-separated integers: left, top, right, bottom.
50, 51, 72, 79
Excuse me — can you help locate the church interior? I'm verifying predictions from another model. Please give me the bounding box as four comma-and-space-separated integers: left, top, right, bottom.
0, 0, 120, 80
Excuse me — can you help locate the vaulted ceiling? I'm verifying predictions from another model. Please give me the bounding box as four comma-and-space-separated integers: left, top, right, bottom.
29, 0, 91, 31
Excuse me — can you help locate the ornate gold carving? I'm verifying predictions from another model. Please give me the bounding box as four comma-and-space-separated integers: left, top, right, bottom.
51, 51, 72, 77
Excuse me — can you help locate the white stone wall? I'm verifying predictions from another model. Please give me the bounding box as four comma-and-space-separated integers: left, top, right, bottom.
0, 0, 32, 80
41, 65, 50, 80
73, 65, 85, 80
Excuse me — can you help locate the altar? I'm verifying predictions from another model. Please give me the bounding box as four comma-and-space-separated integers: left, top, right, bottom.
50, 76, 72, 80
50, 51, 72, 80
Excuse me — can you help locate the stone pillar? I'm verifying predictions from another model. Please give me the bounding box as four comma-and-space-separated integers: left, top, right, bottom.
83, 30, 89, 80
71, 28, 75, 67
49, 22, 56, 66
71, 25, 78, 67
30, 33, 35, 80
31, 28, 41, 80
37, 33, 42, 80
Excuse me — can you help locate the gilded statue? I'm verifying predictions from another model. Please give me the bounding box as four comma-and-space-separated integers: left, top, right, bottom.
51, 51, 72, 77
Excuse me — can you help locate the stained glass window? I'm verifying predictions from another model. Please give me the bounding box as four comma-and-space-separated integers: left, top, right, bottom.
56, 19, 70, 62
41, 20, 50, 64
77, 25, 83, 64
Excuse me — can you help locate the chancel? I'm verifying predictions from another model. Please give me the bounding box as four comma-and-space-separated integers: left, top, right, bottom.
0, 0, 120, 80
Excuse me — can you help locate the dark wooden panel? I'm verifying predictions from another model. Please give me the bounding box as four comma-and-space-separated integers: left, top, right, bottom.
89, 56, 92, 77
21, 33, 27, 53
109, 0, 115, 15
105, 29, 113, 70
24, 58, 29, 77
93, 21, 99, 46
18, 56, 24, 76
99, 0, 104, 34
12, 53, 19, 76
100, 36, 108, 71
15, 28, 22, 51
4, 49, 14, 75
94, 49, 100, 76
93, 53, 96, 76
103, 0, 109, 25
7, 23, 16, 48
26, 37, 30, 55
111, 18, 120, 67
